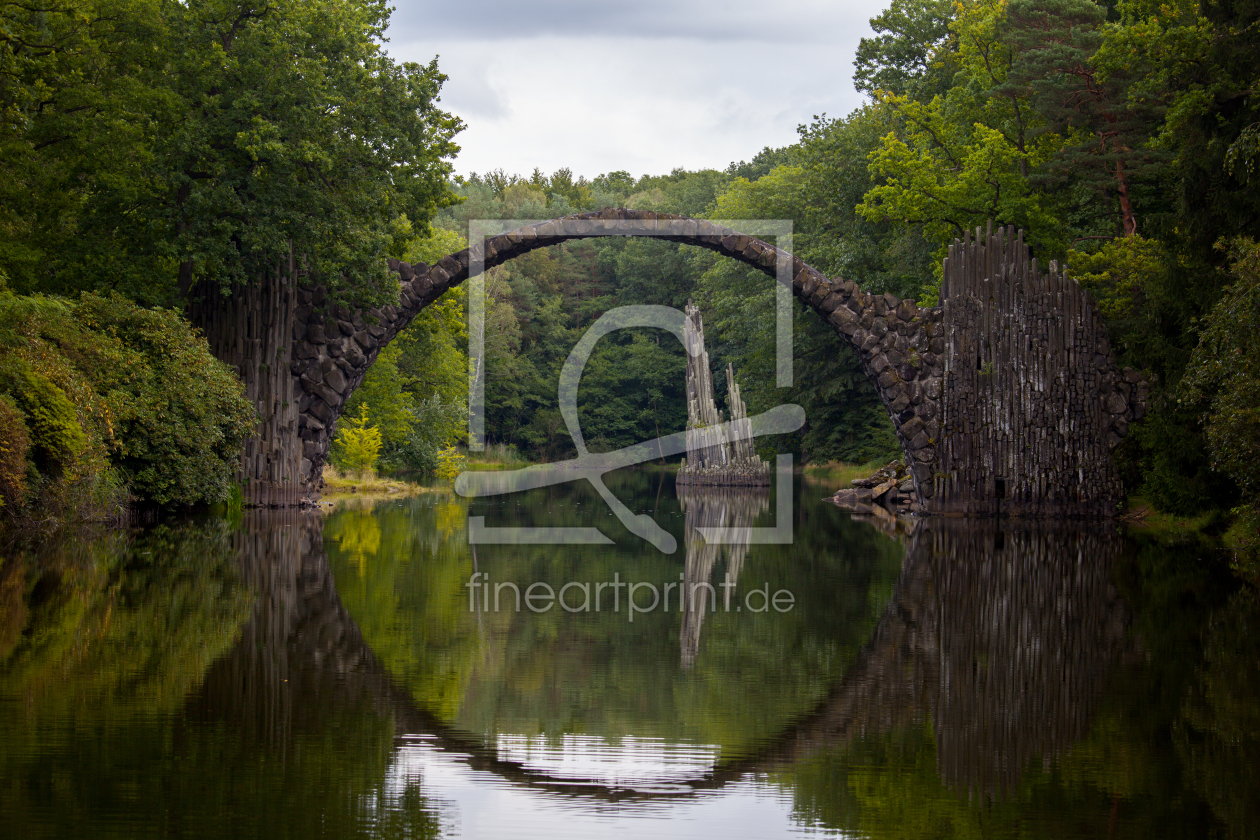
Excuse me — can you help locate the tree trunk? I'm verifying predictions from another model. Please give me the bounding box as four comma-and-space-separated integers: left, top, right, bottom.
1115, 158, 1138, 237
188, 262, 308, 507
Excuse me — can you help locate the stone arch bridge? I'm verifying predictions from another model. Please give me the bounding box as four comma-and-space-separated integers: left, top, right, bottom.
201, 209, 1146, 516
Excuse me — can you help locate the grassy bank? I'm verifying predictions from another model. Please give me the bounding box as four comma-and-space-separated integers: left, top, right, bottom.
463, 442, 531, 472
1122, 496, 1234, 539
803, 460, 884, 492
319, 466, 444, 509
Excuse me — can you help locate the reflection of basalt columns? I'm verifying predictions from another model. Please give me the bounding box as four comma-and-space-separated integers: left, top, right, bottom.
737, 521, 1128, 801
678, 301, 771, 486
188, 510, 386, 746
926, 522, 1130, 800
677, 486, 770, 668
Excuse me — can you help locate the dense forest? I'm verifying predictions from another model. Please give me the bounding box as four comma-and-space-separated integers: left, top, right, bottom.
2, 0, 1259, 538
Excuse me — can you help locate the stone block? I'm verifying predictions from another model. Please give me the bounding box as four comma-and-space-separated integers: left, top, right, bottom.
308, 399, 331, 423
830, 306, 856, 327
871, 479, 897, 499
809, 283, 830, 307
896, 299, 918, 321
314, 383, 340, 406
325, 368, 348, 394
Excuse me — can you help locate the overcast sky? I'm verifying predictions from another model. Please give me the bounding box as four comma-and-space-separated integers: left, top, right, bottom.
383, 1, 887, 180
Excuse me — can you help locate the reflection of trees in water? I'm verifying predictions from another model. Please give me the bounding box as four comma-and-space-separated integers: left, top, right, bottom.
0, 521, 249, 715
1176, 588, 1260, 840
677, 485, 769, 669
185, 510, 445, 837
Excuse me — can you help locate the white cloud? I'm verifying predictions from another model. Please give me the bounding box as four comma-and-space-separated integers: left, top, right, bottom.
385, 1, 888, 178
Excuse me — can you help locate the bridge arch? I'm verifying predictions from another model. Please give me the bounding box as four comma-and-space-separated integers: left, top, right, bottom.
290, 208, 944, 503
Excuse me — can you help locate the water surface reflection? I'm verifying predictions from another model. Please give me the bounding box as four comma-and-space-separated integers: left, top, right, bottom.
0, 474, 1256, 838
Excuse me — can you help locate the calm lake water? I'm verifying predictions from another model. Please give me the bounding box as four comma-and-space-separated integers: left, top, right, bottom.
2, 468, 1257, 839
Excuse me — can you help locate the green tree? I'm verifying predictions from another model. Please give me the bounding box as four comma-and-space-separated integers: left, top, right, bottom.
853, 0, 956, 100
333, 405, 382, 478
1181, 240, 1260, 509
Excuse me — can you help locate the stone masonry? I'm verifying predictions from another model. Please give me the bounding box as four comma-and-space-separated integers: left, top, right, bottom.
287, 209, 1142, 516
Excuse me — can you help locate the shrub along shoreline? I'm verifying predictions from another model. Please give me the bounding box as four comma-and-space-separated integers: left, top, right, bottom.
0, 292, 255, 531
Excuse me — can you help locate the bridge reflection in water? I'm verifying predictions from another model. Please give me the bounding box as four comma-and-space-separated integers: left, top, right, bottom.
191, 507, 1129, 808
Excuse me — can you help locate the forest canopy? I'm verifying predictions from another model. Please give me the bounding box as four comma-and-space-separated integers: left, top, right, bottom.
3, 0, 1259, 526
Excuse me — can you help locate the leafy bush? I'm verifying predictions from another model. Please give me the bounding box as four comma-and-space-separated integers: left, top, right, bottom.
3, 361, 87, 470
0, 292, 254, 521
0, 395, 29, 509
0, 295, 122, 522
378, 395, 466, 474
73, 294, 256, 507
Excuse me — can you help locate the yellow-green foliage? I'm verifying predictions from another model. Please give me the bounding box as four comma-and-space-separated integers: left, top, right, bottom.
434, 445, 466, 484
334, 405, 383, 477
5, 361, 86, 467
1069, 235, 1169, 321
0, 396, 29, 509
0, 295, 122, 522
